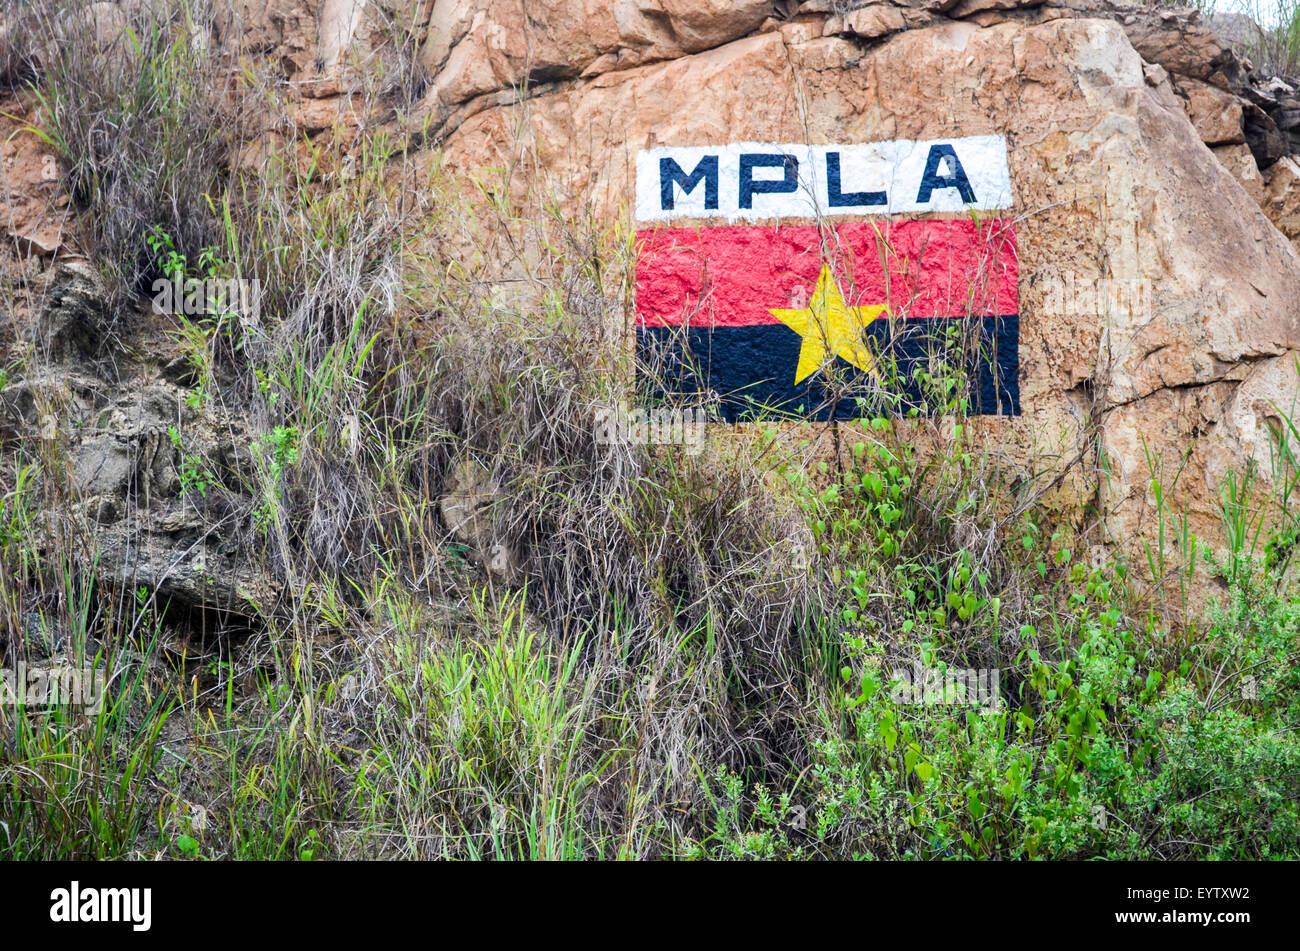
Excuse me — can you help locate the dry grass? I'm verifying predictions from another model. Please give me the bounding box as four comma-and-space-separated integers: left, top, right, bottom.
17, 0, 244, 302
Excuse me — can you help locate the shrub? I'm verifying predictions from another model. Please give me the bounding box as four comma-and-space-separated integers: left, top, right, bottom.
21, 0, 239, 303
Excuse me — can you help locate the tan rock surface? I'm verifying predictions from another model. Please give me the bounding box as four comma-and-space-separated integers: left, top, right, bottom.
1213, 142, 1268, 204
418, 0, 771, 109
1263, 156, 1300, 250
427, 12, 1300, 569
1177, 77, 1244, 146
824, 3, 923, 39
0, 99, 73, 260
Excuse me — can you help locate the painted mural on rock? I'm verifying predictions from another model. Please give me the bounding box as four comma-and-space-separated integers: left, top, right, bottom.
634, 136, 1021, 421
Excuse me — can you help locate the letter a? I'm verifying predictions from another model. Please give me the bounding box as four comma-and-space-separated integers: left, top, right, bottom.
916, 144, 976, 204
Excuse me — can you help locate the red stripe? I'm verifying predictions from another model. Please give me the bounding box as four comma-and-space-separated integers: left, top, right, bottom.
635, 219, 1018, 327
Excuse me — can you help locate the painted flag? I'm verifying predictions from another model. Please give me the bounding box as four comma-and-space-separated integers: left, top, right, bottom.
634, 137, 1019, 421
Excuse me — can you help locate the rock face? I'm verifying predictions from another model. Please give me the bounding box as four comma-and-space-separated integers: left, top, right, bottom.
419, 0, 773, 105
439, 457, 519, 582
0, 267, 277, 628
403, 4, 1300, 570
8, 0, 1300, 601
0, 99, 71, 259
1265, 156, 1300, 244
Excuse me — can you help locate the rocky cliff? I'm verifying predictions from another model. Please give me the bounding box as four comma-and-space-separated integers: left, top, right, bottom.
413, 1, 1300, 574
5, 0, 1300, 620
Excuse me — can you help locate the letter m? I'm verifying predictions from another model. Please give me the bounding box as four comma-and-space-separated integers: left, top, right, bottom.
101, 889, 130, 922
660, 155, 718, 211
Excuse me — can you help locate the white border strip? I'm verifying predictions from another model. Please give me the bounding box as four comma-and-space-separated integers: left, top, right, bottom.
635, 135, 1011, 223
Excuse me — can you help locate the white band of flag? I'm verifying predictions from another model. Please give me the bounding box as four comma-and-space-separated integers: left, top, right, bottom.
635, 135, 1012, 223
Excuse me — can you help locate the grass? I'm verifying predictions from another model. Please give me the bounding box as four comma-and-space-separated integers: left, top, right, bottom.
15, 0, 242, 305
0, 0, 1298, 861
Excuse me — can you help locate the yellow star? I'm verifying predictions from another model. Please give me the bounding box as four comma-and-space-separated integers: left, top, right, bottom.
769, 265, 887, 384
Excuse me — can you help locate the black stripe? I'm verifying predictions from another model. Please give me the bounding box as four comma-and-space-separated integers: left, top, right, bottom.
636, 315, 1019, 422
